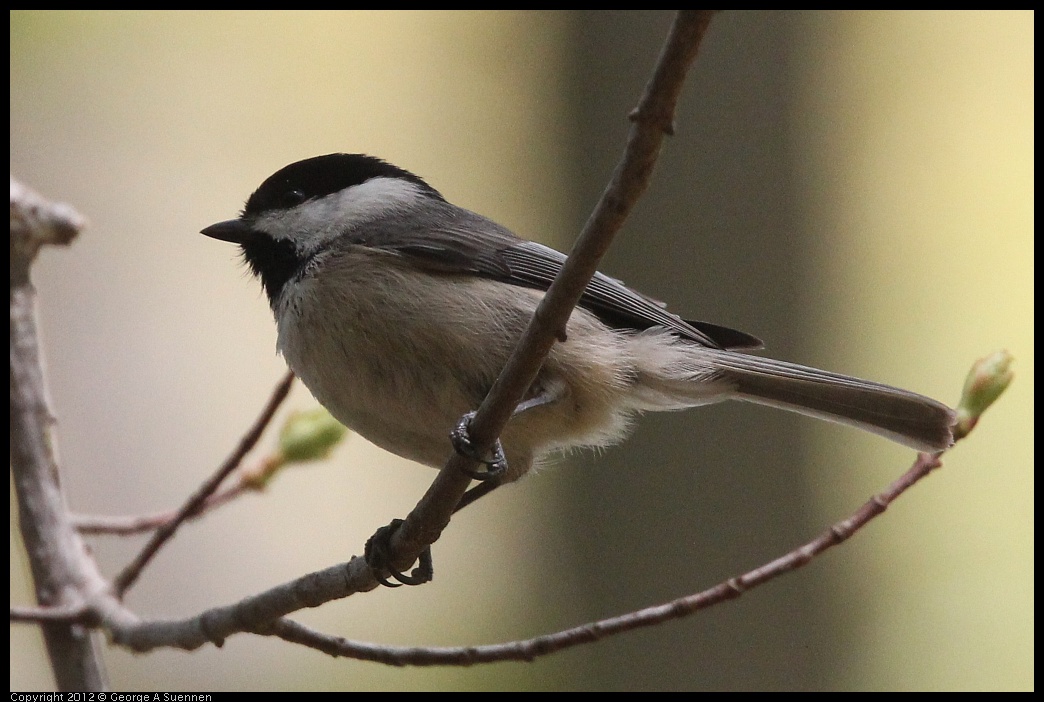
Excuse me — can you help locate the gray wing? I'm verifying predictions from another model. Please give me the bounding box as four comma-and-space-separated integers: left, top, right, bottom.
344, 203, 761, 350
500, 240, 761, 349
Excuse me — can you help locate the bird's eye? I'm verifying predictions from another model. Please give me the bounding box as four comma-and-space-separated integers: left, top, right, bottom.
279, 189, 307, 208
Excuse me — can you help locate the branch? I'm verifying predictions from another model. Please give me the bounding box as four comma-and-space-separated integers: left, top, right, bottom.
11, 178, 110, 691
104, 557, 375, 651
378, 8, 721, 584
10, 603, 90, 624
71, 457, 273, 535
262, 451, 947, 664
10, 178, 84, 283
74, 404, 344, 537
71, 485, 252, 536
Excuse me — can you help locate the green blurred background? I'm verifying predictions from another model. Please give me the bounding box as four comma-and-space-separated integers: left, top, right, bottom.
10, 11, 1032, 691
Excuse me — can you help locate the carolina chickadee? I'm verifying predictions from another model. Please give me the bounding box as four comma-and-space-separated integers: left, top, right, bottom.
202, 153, 955, 490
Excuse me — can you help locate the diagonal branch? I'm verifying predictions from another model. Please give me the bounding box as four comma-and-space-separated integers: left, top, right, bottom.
379, 8, 720, 581
71, 460, 275, 536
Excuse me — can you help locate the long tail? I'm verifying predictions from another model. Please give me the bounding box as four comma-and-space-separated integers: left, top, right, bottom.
634, 339, 957, 452
710, 351, 956, 451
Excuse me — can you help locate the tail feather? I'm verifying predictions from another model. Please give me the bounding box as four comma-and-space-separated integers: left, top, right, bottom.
710, 352, 955, 452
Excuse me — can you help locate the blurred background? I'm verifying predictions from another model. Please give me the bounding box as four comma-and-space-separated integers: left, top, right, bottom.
10, 10, 1032, 691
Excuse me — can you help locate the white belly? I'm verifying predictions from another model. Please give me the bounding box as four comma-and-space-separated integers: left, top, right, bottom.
275, 249, 528, 468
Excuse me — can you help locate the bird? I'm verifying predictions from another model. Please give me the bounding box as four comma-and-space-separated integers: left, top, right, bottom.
202, 153, 956, 501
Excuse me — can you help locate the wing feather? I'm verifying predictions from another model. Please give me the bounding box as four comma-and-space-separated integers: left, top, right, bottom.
341, 203, 761, 350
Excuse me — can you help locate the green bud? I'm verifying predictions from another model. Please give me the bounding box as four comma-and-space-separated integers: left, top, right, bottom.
279, 409, 348, 463
955, 350, 1013, 438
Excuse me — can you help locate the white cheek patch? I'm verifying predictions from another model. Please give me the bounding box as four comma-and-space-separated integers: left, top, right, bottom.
251, 177, 424, 254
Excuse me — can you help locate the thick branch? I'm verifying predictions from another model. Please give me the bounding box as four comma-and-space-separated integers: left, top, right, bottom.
106, 556, 375, 651
10, 178, 110, 691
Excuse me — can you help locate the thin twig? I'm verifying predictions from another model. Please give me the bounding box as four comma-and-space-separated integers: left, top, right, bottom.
112, 370, 295, 595
260, 451, 945, 664
10, 603, 91, 624
72, 455, 276, 535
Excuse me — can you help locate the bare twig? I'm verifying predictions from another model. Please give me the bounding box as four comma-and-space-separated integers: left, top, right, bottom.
11, 178, 110, 690
10, 603, 91, 624
103, 555, 374, 651
76, 405, 345, 537
10, 178, 84, 283
72, 455, 278, 535
112, 370, 295, 595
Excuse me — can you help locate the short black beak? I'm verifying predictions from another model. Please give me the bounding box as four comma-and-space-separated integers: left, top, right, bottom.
201, 219, 255, 244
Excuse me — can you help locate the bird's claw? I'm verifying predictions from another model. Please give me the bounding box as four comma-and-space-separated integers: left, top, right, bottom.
364, 518, 433, 587
450, 411, 509, 480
